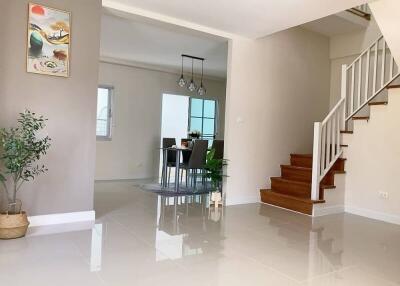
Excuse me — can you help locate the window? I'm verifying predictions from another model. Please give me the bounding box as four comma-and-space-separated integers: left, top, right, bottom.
189, 98, 217, 143
96, 86, 112, 139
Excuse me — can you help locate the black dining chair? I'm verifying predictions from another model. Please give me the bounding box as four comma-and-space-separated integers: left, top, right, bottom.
162, 137, 176, 186
180, 139, 208, 188
211, 140, 224, 160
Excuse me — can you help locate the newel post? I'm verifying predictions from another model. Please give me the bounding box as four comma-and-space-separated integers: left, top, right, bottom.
311, 122, 322, 201
340, 64, 347, 130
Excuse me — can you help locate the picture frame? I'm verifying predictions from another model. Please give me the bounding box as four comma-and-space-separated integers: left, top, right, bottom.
27, 3, 71, 77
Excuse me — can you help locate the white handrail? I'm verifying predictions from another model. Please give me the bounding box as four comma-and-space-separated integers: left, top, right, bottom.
311, 97, 345, 201
310, 34, 399, 201
345, 36, 400, 121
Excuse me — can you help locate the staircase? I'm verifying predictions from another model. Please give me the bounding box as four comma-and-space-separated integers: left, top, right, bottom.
260, 154, 345, 215
261, 29, 400, 215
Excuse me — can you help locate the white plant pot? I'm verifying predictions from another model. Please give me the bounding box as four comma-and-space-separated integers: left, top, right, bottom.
211, 191, 222, 208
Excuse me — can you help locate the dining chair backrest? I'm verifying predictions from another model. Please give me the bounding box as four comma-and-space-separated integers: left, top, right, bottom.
188, 140, 208, 169
163, 138, 176, 163
211, 140, 224, 160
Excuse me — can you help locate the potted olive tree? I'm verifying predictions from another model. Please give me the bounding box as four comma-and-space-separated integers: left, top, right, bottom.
0, 110, 51, 239
205, 149, 227, 208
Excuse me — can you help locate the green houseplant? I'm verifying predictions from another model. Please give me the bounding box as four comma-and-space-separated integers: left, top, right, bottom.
205, 148, 227, 207
0, 110, 51, 239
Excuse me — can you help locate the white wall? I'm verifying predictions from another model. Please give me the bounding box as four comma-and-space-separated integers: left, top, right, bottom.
342, 88, 400, 224
0, 0, 101, 216
95, 61, 226, 180
224, 27, 331, 205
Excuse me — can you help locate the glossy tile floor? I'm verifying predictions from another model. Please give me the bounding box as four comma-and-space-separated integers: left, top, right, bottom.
1, 180, 400, 285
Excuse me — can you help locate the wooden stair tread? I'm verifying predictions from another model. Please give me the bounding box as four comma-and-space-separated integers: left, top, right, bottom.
260, 189, 324, 215
369, 101, 388, 106
340, 144, 348, 147
387, 85, 400, 89
290, 154, 312, 158
271, 177, 337, 189
260, 190, 324, 204
281, 165, 311, 171
352, 116, 369, 120
321, 184, 336, 189
271, 177, 309, 186
340, 130, 353, 134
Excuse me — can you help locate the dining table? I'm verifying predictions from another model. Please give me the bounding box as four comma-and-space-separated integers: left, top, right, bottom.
160, 146, 192, 192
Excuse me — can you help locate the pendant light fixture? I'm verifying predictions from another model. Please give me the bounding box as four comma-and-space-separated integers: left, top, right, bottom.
178, 56, 186, 87
197, 59, 206, 96
178, 54, 206, 93
188, 58, 197, 92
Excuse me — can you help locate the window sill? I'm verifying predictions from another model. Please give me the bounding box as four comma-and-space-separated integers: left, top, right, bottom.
96, 136, 112, 141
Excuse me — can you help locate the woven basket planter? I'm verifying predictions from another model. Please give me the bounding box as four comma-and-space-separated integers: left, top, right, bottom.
0, 212, 30, 239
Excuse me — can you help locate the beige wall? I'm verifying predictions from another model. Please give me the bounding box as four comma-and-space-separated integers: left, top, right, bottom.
0, 0, 101, 216
342, 88, 400, 223
370, 0, 400, 65
96, 61, 227, 180
224, 27, 330, 205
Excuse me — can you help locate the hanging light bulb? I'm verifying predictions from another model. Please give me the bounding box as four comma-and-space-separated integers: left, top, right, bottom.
178, 56, 186, 87
197, 60, 206, 96
188, 58, 197, 92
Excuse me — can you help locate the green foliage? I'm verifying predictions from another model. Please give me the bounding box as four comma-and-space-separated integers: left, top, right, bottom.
205, 149, 228, 192
0, 110, 51, 209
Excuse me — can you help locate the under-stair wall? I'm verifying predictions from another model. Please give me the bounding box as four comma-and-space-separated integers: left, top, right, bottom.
341, 87, 400, 224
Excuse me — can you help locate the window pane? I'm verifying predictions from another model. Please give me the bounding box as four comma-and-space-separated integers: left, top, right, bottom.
203, 118, 215, 136
204, 100, 216, 118
97, 88, 109, 137
190, 117, 202, 133
190, 98, 203, 117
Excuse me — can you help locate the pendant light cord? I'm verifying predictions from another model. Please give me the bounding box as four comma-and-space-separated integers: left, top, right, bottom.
191, 58, 194, 80
201, 60, 204, 84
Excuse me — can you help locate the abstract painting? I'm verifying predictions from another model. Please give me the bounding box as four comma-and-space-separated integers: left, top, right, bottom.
27, 3, 71, 77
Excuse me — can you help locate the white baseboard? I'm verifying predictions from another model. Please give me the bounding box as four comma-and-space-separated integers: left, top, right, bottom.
225, 195, 259, 206
313, 205, 345, 217
28, 210, 96, 227
345, 206, 400, 225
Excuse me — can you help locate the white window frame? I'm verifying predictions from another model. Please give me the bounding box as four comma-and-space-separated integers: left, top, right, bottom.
96, 85, 113, 140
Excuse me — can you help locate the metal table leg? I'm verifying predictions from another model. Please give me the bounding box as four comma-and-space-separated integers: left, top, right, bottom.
175, 150, 181, 192
162, 149, 168, 188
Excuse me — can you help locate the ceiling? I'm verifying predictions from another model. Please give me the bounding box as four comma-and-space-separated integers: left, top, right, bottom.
302, 11, 369, 37
100, 12, 228, 78
103, 0, 371, 38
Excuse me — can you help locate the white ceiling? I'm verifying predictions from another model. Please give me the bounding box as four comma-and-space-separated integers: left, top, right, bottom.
302, 11, 369, 37
100, 12, 228, 78
104, 0, 371, 38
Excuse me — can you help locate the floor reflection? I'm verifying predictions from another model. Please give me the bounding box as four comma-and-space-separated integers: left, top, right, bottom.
0, 180, 400, 286
155, 194, 223, 261
90, 223, 103, 272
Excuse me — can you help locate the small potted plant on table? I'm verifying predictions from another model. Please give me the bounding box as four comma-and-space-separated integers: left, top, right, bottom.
205, 149, 228, 208
0, 110, 51, 239
188, 130, 201, 140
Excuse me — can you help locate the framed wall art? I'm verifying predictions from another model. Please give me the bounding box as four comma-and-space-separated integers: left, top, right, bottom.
27, 3, 71, 77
